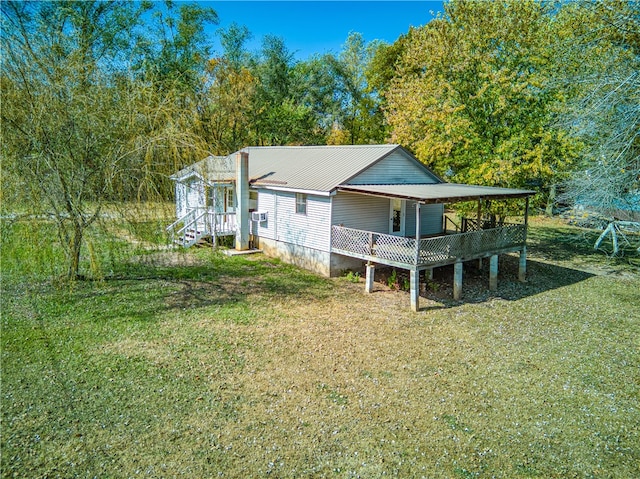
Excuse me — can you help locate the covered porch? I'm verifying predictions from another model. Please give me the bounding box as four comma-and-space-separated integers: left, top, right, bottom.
332, 183, 534, 311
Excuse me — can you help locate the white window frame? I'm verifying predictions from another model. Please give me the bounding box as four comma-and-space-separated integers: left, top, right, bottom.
295, 193, 307, 215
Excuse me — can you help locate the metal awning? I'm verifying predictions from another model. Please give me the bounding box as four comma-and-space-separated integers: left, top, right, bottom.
337, 183, 535, 204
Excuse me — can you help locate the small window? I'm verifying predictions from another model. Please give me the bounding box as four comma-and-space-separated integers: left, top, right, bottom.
225, 188, 235, 211
295, 193, 307, 214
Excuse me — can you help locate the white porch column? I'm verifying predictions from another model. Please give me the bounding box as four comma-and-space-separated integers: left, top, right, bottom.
235, 151, 249, 251
489, 254, 498, 291
519, 246, 527, 282
365, 263, 375, 293
414, 202, 422, 268
477, 199, 483, 269
410, 269, 419, 312
453, 261, 463, 300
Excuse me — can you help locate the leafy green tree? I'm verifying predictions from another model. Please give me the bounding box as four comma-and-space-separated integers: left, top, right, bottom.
141, 0, 218, 92
326, 32, 386, 145
251, 35, 317, 145
201, 23, 257, 153
292, 55, 342, 140
385, 0, 580, 209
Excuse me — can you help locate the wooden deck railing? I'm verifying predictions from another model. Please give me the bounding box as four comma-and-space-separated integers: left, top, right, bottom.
331, 224, 527, 269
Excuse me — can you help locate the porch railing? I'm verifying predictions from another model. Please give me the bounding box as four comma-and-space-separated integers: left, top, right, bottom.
331, 224, 526, 268
167, 208, 237, 246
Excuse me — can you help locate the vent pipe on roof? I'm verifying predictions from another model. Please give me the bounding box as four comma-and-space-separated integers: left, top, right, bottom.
235, 151, 249, 250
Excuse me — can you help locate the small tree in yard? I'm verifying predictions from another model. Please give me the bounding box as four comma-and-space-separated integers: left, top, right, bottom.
1, 1, 211, 280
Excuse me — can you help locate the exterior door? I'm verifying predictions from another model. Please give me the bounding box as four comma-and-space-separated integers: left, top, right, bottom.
389, 198, 405, 236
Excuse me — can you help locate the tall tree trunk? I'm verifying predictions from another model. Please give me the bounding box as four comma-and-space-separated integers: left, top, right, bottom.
68, 222, 83, 280
545, 184, 557, 217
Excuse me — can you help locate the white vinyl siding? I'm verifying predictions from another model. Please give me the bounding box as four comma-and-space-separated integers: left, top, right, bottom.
404, 202, 445, 236
331, 192, 390, 233
175, 182, 187, 218
295, 193, 307, 214
255, 190, 276, 240
346, 150, 439, 185
275, 192, 331, 252
183, 178, 205, 212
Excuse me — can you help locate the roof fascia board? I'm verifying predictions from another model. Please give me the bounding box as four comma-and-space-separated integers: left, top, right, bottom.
172, 170, 203, 183
337, 186, 534, 204
252, 185, 332, 197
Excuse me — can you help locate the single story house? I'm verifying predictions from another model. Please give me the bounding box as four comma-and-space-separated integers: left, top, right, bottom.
168, 144, 534, 311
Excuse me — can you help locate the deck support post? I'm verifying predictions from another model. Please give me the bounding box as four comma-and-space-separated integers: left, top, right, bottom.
453, 261, 463, 300
410, 269, 419, 311
427, 268, 433, 280
489, 254, 498, 291
519, 247, 527, 282
365, 262, 375, 293
477, 199, 483, 269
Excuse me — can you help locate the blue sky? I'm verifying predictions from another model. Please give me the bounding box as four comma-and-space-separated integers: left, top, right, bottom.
202, 1, 444, 60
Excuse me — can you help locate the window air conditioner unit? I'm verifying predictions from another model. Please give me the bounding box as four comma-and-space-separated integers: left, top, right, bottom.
252, 211, 267, 222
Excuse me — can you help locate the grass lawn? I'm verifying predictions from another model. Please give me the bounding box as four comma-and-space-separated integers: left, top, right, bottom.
1, 217, 639, 478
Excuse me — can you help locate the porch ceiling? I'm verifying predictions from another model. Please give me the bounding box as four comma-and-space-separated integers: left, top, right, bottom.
337, 183, 535, 204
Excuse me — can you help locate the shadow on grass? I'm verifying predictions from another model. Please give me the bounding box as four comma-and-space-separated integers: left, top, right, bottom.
528, 223, 639, 268
22, 251, 337, 324
374, 255, 597, 312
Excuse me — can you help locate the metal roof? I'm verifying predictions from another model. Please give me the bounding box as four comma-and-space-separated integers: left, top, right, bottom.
171, 155, 234, 182
171, 146, 534, 202
243, 145, 403, 192
337, 183, 535, 204
172, 145, 409, 192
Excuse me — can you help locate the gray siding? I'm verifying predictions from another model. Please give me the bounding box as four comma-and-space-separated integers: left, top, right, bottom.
331, 192, 389, 233
405, 202, 445, 236
346, 150, 439, 185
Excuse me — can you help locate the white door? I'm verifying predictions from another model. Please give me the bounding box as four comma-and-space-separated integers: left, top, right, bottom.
389, 198, 405, 236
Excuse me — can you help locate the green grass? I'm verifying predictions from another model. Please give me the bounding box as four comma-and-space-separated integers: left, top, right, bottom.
2, 217, 639, 478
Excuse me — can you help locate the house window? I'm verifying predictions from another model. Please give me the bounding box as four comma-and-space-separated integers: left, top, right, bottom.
225, 187, 235, 211
249, 191, 258, 211
295, 193, 307, 214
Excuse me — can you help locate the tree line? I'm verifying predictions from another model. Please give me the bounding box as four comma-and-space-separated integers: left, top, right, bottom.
1, 0, 638, 279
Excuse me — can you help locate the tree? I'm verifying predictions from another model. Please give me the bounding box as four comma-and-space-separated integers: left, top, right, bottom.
201, 23, 257, 154
555, 1, 640, 218
141, 0, 218, 93
326, 32, 387, 145
0, 1, 211, 280
251, 35, 317, 145
385, 0, 580, 212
